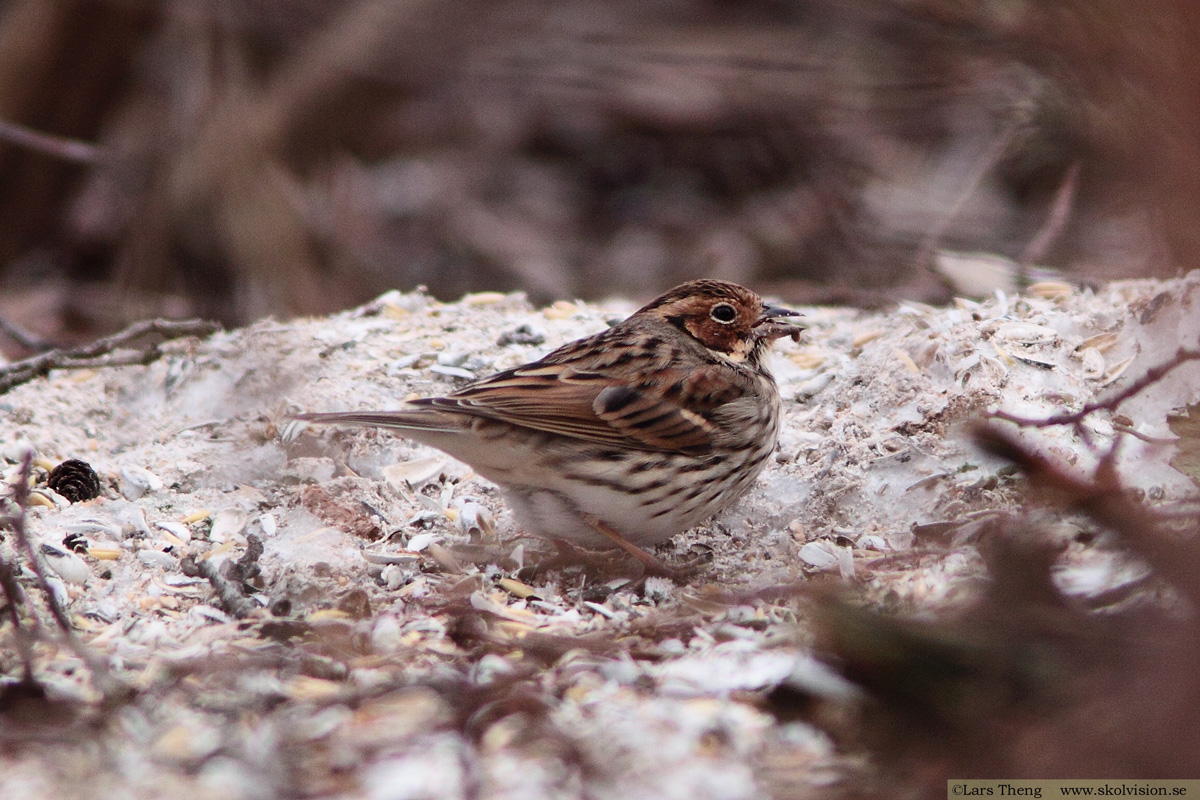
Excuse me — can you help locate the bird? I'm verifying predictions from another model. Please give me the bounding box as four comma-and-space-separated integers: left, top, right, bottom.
290, 279, 803, 573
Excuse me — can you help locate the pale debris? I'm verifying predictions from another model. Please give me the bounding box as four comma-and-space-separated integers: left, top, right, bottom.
1, 271, 1198, 797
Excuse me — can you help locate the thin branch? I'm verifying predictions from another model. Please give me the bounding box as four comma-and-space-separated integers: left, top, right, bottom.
973, 424, 1200, 607
1111, 422, 1178, 445
3, 452, 124, 698
0, 315, 55, 354
1017, 162, 1079, 275
0, 538, 38, 686
915, 109, 1029, 273
0, 118, 102, 165
0, 318, 221, 396
986, 346, 1200, 428
180, 535, 263, 619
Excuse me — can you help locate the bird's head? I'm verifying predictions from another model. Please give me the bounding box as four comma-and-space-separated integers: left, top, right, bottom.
639, 279, 804, 364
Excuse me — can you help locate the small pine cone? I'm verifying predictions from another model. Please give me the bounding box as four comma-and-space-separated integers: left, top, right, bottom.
47, 459, 102, 503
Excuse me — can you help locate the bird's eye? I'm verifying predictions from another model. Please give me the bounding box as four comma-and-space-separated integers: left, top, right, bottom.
709, 303, 737, 324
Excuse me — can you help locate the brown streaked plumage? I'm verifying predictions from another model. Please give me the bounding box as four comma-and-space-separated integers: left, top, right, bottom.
290, 279, 803, 564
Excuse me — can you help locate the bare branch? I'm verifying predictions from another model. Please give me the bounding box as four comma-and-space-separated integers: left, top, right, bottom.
1018, 162, 1079, 274
0, 117, 102, 165
0, 318, 221, 396
2, 452, 125, 699
0, 537, 37, 686
0, 315, 54, 354
180, 535, 264, 619
914, 109, 1028, 273
973, 423, 1200, 606
1111, 422, 1178, 445
986, 345, 1200, 428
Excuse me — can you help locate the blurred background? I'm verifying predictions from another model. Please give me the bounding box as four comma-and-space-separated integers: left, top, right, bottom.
1, 0, 1198, 352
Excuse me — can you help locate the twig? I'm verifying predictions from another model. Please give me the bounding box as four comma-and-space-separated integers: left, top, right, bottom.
236, 534, 265, 583
1017, 162, 1079, 277
180, 535, 263, 619
0, 540, 37, 686
189, 558, 257, 619
973, 424, 1200, 608
0, 117, 102, 165
0, 315, 54, 354
986, 345, 1200, 428
1111, 422, 1178, 445
0, 318, 221, 396
2, 452, 124, 698
914, 107, 1030, 272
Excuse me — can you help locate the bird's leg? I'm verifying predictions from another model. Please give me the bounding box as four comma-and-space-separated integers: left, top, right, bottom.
579, 512, 702, 582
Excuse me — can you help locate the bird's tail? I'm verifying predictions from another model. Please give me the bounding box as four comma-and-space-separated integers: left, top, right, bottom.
287, 409, 456, 435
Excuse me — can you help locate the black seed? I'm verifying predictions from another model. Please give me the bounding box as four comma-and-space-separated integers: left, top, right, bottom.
62, 531, 89, 554
496, 325, 545, 346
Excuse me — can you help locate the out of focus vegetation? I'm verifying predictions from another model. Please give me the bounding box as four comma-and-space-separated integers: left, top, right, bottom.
0, 0, 1197, 343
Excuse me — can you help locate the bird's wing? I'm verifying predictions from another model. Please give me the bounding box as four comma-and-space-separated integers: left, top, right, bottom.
420, 356, 746, 453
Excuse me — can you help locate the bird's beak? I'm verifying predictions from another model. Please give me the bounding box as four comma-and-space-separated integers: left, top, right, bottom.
754, 303, 805, 342
757, 303, 802, 323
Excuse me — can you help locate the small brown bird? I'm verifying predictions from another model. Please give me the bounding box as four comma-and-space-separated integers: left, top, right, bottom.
291, 280, 802, 569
